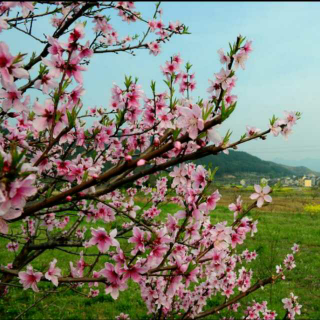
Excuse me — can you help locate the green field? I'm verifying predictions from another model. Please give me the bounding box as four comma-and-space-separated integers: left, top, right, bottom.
1, 188, 320, 319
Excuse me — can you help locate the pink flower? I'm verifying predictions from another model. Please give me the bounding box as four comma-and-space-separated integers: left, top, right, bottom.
0, 83, 25, 112
0, 209, 22, 234
148, 42, 161, 56
45, 258, 61, 286
94, 203, 115, 222
243, 40, 253, 54
208, 126, 223, 146
120, 264, 145, 283
282, 293, 302, 319
47, 35, 65, 56
100, 263, 120, 284
0, 18, 8, 33
89, 289, 99, 297
172, 53, 183, 65
65, 54, 87, 84
0, 42, 14, 83
215, 68, 232, 90
115, 313, 130, 320
68, 23, 85, 43
166, 214, 178, 234
167, 275, 182, 297
191, 165, 207, 189
250, 185, 272, 208
284, 111, 297, 128
269, 122, 281, 137
32, 99, 55, 131
105, 280, 127, 300
177, 103, 204, 140
185, 267, 199, 287
233, 51, 248, 70
18, 265, 43, 292
246, 125, 260, 137
17, 2, 34, 18
169, 165, 187, 188
281, 125, 292, 140
161, 61, 179, 76
88, 228, 119, 253
34, 74, 58, 94
206, 190, 221, 211
93, 14, 112, 33
148, 20, 157, 32
123, 199, 140, 218
6, 241, 19, 252
217, 48, 230, 65
42, 54, 65, 79
229, 196, 243, 219
9, 174, 37, 208
291, 243, 299, 254
79, 41, 93, 59
128, 227, 146, 255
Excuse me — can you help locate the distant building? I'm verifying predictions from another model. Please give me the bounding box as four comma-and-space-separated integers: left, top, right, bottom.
304, 179, 312, 187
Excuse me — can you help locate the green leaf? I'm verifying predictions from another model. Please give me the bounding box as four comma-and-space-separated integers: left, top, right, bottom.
82, 170, 89, 182
163, 79, 170, 88
150, 80, 156, 94
223, 129, 232, 144
185, 62, 192, 72
173, 128, 181, 140
124, 75, 132, 89
198, 132, 206, 140
66, 110, 74, 127
46, 186, 54, 198
221, 99, 227, 121
269, 115, 278, 126
240, 133, 247, 141
210, 166, 219, 181
186, 262, 197, 273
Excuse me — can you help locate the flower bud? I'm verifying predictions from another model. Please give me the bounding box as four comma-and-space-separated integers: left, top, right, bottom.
137, 159, 146, 166
174, 141, 181, 150
66, 196, 72, 201
154, 137, 160, 147
125, 155, 132, 161
7, 112, 18, 118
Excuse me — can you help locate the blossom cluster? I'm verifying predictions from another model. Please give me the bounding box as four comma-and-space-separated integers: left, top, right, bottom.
0, 2, 303, 319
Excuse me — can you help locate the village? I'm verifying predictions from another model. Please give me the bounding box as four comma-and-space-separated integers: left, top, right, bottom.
217, 174, 320, 188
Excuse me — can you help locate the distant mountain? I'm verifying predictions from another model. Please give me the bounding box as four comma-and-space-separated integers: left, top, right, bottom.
194, 150, 319, 178
273, 157, 320, 172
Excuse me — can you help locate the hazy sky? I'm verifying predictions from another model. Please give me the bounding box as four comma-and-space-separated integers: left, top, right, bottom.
3, 2, 320, 162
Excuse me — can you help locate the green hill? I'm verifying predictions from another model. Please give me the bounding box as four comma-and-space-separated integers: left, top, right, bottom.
194, 150, 318, 179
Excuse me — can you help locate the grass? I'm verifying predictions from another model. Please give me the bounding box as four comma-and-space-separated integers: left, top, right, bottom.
0, 188, 320, 319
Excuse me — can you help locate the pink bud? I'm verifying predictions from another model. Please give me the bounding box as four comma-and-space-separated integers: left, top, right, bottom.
154, 137, 160, 147
198, 140, 206, 147
7, 112, 19, 118
174, 141, 181, 150
137, 159, 146, 166
125, 155, 132, 161
79, 192, 85, 197
91, 174, 98, 179
66, 196, 72, 201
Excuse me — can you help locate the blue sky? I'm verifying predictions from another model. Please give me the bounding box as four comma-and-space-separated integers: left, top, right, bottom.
3, 2, 320, 162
